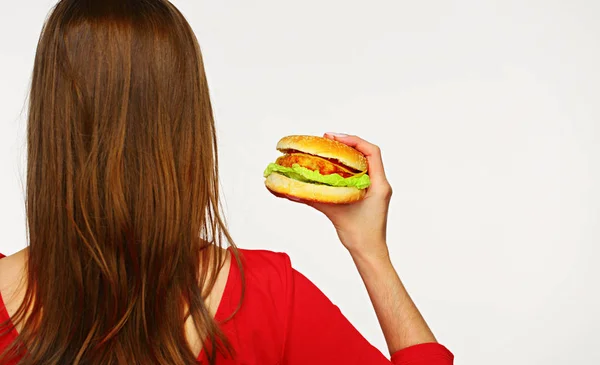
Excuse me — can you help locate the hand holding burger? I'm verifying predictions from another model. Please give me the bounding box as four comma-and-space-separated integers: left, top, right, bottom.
264, 133, 392, 260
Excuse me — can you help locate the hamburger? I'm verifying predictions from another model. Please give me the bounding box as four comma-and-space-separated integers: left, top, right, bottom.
263, 135, 371, 204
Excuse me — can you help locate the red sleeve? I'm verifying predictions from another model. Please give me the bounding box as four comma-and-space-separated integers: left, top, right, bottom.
280, 254, 454, 365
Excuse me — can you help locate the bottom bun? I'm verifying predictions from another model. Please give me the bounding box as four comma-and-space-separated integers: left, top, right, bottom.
265, 173, 366, 204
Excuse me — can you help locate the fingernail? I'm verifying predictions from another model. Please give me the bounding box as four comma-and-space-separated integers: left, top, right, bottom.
325, 132, 348, 137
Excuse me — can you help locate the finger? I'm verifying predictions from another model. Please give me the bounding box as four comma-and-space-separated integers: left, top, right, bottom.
305, 200, 335, 217
286, 195, 311, 205
323, 133, 387, 183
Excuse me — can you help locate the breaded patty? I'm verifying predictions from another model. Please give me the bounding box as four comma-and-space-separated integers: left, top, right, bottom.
276, 153, 354, 178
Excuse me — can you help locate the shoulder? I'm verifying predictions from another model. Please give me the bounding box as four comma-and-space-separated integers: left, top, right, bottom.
0, 250, 26, 289
0, 249, 28, 320
220, 249, 294, 361
237, 248, 292, 276
234, 248, 293, 296
227, 248, 295, 316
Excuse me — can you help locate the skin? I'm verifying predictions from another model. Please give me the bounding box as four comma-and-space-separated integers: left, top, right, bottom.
307, 133, 438, 354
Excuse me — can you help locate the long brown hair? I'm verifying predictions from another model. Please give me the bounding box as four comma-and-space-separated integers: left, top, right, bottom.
0, 0, 241, 363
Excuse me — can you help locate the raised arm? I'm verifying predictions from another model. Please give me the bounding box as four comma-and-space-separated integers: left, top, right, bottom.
303, 133, 452, 359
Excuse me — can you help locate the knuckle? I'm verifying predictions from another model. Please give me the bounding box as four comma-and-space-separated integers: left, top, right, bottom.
380, 183, 393, 199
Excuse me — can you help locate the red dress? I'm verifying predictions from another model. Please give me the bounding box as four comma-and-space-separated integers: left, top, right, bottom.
0, 250, 454, 364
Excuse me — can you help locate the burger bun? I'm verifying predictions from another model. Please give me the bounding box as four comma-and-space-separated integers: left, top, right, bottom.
265, 173, 366, 204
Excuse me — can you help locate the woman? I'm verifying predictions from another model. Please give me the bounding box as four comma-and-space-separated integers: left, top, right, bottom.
0, 0, 454, 364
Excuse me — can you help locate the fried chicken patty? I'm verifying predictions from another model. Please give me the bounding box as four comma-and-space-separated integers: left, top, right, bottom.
275, 153, 355, 178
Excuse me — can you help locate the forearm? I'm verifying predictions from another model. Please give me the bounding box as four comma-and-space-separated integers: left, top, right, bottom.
350, 245, 437, 355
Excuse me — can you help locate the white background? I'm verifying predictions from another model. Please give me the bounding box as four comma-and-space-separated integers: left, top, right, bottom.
1, 1, 599, 364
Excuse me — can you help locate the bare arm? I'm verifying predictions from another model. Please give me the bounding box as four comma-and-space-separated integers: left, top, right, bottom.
310, 133, 438, 355
352, 250, 436, 353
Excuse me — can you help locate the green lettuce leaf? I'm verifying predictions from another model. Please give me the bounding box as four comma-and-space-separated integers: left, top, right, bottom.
263, 163, 371, 190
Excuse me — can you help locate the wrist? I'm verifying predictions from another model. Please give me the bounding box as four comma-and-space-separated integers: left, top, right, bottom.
349, 243, 392, 268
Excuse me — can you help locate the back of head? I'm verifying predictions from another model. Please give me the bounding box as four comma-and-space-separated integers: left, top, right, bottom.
0, 1, 236, 364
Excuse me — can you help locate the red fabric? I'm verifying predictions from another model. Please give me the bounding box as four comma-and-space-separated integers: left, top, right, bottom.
0, 253, 20, 365
0, 250, 453, 364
